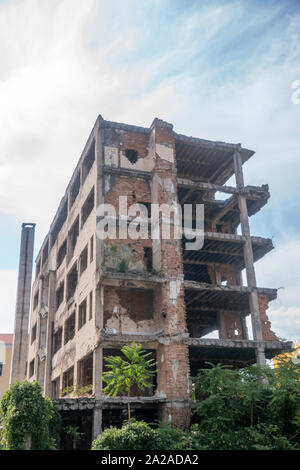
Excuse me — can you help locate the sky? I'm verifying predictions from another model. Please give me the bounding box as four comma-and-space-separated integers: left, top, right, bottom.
0, 0, 299, 342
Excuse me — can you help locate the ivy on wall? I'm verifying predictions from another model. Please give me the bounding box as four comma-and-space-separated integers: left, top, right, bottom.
0, 381, 60, 450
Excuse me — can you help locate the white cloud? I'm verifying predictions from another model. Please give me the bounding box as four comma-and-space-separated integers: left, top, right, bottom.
267, 306, 300, 343
0, 0, 300, 341
0, 0, 190, 331
255, 238, 300, 299
0, 1, 182, 235
253, 238, 300, 341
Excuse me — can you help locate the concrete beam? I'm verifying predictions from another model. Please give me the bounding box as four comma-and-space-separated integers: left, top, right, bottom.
188, 337, 293, 351
178, 177, 269, 199
184, 280, 277, 298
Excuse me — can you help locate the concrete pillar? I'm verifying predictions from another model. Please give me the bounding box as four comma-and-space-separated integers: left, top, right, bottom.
218, 310, 227, 339
241, 315, 249, 340
35, 278, 43, 383
10, 223, 35, 384
92, 346, 103, 439
95, 116, 105, 270
93, 345, 103, 398
256, 346, 269, 387
233, 149, 266, 366
44, 270, 56, 397
92, 406, 102, 441
93, 118, 105, 437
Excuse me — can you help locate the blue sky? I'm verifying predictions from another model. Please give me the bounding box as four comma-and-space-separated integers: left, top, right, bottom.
0, 0, 299, 341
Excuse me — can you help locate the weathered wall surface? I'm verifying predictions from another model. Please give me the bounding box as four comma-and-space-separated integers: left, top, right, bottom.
102, 175, 152, 273
219, 311, 244, 339
103, 287, 156, 334
103, 127, 154, 172
27, 128, 99, 395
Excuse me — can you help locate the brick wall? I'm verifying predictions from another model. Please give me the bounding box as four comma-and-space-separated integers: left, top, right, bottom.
220, 311, 244, 339
258, 294, 278, 341
103, 286, 155, 334
151, 120, 190, 428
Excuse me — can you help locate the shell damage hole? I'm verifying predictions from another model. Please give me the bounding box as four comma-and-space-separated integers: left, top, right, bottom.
125, 149, 138, 164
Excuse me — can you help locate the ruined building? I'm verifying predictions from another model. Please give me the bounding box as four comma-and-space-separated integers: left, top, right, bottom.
22, 115, 292, 447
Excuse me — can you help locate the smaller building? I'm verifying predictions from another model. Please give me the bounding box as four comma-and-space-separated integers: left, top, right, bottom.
0, 334, 14, 398
273, 340, 300, 368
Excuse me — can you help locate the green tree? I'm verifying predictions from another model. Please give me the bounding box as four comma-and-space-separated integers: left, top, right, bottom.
237, 365, 273, 427
270, 355, 300, 442
194, 363, 241, 432
92, 359, 300, 450
64, 426, 84, 450
0, 381, 60, 450
101, 342, 156, 422
192, 360, 300, 449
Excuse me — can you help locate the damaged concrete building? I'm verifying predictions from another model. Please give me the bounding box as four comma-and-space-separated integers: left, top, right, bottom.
24, 115, 292, 448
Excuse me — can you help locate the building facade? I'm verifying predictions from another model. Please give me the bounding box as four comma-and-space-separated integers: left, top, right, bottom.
26, 116, 292, 444
0, 334, 13, 398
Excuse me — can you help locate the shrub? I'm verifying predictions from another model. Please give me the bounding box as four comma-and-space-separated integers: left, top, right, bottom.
0, 381, 60, 450
189, 423, 294, 450
92, 420, 192, 450
153, 423, 192, 450
193, 360, 300, 449
270, 356, 300, 441
92, 421, 157, 450
118, 259, 128, 273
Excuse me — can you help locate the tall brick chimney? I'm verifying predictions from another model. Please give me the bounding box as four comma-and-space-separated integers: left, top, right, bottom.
10, 223, 35, 384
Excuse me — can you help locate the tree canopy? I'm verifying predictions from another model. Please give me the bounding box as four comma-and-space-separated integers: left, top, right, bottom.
0, 381, 60, 450
101, 342, 156, 421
